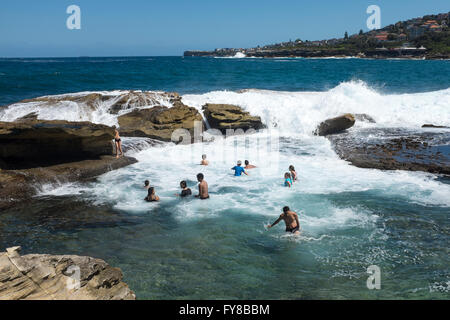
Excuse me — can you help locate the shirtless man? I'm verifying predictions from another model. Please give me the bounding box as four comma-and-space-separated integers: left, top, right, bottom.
267, 206, 301, 235
244, 160, 256, 169
200, 154, 209, 166
195, 173, 209, 199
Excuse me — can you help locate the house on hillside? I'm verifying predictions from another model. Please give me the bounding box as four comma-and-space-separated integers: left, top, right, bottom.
374, 31, 389, 42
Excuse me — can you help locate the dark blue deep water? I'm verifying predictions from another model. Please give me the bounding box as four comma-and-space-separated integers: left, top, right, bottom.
1, 56, 450, 105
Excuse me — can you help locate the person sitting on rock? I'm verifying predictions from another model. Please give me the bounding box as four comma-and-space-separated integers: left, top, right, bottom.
176, 180, 192, 197
289, 165, 298, 182
244, 160, 257, 169
232, 160, 248, 176
195, 173, 209, 199
145, 187, 160, 202
200, 154, 209, 166
284, 172, 293, 188
114, 129, 123, 158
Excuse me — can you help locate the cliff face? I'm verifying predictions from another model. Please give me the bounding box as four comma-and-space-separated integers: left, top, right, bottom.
0, 246, 136, 300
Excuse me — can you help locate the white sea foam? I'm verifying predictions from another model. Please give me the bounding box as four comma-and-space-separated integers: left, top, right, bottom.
2, 81, 449, 132
183, 81, 450, 134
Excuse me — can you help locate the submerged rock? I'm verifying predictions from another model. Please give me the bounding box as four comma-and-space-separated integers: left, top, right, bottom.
0, 246, 135, 300
315, 114, 356, 136
118, 103, 203, 142
354, 113, 376, 123
202, 103, 265, 133
0, 120, 116, 169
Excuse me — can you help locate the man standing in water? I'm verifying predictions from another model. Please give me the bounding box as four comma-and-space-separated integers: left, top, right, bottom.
267, 206, 301, 235
195, 173, 209, 199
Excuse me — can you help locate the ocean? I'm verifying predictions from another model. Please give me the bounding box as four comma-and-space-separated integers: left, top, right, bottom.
0, 56, 449, 299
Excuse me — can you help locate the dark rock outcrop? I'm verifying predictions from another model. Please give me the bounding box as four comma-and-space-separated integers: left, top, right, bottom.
202, 104, 265, 133
0, 246, 135, 300
315, 114, 355, 136
0, 155, 137, 210
118, 103, 203, 142
328, 128, 450, 175
0, 120, 116, 169
422, 124, 449, 129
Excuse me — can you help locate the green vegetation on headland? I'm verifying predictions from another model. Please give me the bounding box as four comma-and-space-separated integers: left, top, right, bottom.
184, 12, 450, 59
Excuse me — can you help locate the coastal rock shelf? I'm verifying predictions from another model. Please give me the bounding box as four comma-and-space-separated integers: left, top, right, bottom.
2, 90, 182, 116
202, 103, 265, 133
0, 155, 137, 210
328, 128, 450, 175
0, 120, 116, 169
0, 246, 136, 300
118, 102, 203, 141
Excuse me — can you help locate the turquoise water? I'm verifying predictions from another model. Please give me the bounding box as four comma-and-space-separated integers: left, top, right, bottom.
0, 57, 449, 299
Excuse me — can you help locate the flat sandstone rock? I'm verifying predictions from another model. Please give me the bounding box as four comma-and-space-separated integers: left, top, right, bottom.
0, 246, 136, 300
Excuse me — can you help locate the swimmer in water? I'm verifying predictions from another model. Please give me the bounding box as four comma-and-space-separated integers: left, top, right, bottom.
267, 206, 301, 235
244, 160, 257, 169
284, 172, 293, 188
289, 165, 298, 182
145, 187, 160, 202
232, 160, 248, 176
200, 154, 209, 166
176, 180, 192, 197
195, 173, 209, 199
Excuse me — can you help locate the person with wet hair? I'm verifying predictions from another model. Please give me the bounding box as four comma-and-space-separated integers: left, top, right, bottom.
289, 165, 298, 182
267, 206, 301, 235
244, 160, 257, 169
144, 180, 150, 189
195, 173, 209, 199
145, 187, 160, 202
200, 154, 209, 166
176, 180, 192, 197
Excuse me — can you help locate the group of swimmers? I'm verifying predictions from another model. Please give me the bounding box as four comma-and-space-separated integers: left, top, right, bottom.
142, 153, 301, 235
114, 130, 300, 235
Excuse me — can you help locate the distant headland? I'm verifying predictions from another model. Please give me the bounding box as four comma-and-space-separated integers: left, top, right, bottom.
184, 12, 450, 60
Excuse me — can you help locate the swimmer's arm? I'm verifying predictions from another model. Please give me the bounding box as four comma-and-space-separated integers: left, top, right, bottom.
268, 215, 283, 229
244, 170, 248, 175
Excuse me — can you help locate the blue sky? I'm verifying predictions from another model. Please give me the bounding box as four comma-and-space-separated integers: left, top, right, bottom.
0, 0, 448, 57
